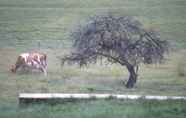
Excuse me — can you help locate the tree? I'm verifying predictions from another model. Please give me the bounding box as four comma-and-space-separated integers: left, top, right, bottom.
62, 15, 169, 88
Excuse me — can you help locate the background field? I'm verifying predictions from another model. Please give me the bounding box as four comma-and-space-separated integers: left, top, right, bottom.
0, 0, 186, 117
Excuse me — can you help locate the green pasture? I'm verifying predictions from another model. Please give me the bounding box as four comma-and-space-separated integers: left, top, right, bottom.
0, 0, 186, 117
1, 0, 186, 48
1, 100, 186, 118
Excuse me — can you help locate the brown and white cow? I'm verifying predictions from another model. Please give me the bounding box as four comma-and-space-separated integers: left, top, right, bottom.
10, 52, 47, 76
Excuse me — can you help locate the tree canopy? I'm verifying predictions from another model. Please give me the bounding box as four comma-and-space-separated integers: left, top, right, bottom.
62, 14, 169, 88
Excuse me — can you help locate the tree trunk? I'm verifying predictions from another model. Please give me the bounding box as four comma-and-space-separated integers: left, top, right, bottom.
126, 64, 137, 88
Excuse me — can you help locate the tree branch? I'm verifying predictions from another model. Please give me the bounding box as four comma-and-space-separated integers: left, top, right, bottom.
94, 51, 129, 66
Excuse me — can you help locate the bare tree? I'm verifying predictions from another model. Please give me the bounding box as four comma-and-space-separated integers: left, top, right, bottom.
62, 15, 169, 88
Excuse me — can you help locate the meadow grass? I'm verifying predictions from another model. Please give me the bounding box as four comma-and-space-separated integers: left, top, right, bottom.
0, 99, 186, 118
0, 0, 186, 117
0, 0, 186, 48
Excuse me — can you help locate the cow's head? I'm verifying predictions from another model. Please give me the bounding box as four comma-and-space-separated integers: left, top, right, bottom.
10, 65, 16, 73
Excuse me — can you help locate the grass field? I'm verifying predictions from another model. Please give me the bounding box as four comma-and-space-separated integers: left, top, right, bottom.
1, 100, 186, 118
0, 0, 186, 117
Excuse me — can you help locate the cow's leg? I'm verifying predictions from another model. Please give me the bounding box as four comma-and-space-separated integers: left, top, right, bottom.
40, 59, 47, 68
40, 60, 47, 76
21, 65, 29, 72
39, 66, 47, 76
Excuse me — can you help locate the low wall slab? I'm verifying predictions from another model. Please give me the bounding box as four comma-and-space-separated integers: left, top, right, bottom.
19, 93, 186, 105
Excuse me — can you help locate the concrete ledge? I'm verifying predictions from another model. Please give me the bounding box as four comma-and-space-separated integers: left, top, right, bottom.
19, 93, 186, 105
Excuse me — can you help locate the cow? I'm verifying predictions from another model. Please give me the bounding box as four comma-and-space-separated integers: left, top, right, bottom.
10, 52, 47, 76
